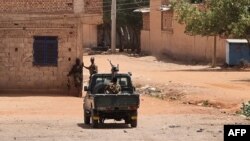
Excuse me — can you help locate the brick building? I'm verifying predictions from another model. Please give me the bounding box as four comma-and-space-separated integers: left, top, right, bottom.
0, 0, 103, 93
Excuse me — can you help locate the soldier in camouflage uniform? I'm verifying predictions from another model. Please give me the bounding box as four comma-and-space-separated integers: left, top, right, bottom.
67, 58, 83, 88
105, 77, 121, 94
83, 57, 98, 80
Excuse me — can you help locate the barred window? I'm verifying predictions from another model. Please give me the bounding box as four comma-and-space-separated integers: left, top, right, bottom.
143, 13, 150, 30
33, 36, 58, 66
162, 11, 173, 32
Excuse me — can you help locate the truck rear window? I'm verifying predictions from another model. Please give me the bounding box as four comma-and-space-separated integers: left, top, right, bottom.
90, 76, 133, 94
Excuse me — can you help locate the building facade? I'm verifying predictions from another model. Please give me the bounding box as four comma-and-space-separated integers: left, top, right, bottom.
0, 0, 102, 93
141, 0, 226, 62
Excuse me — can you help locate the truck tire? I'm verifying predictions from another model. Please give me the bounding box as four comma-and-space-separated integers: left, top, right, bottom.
84, 110, 90, 124
125, 118, 130, 124
92, 117, 98, 128
91, 110, 99, 128
131, 120, 137, 128
130, 110, 138, 128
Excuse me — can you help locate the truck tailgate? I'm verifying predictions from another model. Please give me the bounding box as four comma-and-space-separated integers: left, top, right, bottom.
93, 94, 139, 109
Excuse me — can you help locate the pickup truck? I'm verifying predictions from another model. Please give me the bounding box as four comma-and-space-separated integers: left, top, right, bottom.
83, 73, 140, 128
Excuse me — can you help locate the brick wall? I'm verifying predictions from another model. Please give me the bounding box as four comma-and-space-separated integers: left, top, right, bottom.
161, 0, 170, 5
0, 0, 103, 92
143, 13, 150, 30
0, 22, 78, 90
0, 0, 74, 14
84, 0, 103, 14
74, 0, 84, 13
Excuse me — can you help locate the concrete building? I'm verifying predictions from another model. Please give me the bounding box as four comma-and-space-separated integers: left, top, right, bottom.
140, 0, 226, 62
0, 0, 102, 94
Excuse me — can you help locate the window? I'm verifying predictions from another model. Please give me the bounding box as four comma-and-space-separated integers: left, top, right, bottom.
162, 11, 173, 32
33, 36, 58, 66
90, 75, 133, 94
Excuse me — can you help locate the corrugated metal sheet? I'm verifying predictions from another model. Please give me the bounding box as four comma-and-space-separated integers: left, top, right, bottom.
226, 39, 250, 65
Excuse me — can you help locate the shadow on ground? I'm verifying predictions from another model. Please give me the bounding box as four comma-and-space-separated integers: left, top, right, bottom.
0, 90, 79, 97
161, 68, 250, 72
77, 123, 131, 130
231, 79, 250, 83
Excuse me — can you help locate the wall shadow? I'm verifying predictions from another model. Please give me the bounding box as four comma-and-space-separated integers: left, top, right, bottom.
0, 89, 80, 97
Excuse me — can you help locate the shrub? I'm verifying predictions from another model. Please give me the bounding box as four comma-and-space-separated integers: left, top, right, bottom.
241, 101, 250, 117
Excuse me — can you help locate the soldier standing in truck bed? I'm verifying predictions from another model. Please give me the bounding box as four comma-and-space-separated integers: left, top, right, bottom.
83, 57, 98, 79
105, 77, 121, 94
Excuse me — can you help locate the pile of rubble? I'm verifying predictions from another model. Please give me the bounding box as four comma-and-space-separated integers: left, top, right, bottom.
136, 83, 187, 101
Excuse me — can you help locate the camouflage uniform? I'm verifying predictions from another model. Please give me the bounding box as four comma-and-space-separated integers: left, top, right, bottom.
84, 57, 98, 79
85, 64, 98, 77
105, 77, 121, 94
105, 82, 121, 94
68, 60, 83, 88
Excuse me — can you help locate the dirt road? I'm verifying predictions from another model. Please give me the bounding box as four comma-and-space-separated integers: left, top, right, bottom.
0, 54, 250, 141
0, 95, 247, 141
84, 54, 250, 112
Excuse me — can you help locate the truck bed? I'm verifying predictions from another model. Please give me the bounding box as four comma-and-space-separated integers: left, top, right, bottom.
93, 94, 139, 110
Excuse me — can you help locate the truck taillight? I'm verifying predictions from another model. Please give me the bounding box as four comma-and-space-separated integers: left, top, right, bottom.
129, 106, 137, 110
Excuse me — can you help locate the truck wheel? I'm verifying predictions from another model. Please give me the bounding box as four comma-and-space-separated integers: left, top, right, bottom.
91, 110, 99, 128
131, 120, 137, 128
125, 118, 129, 124
84, 110, 90, 124
130, 110, 138, 128
99, 118, 104, 124
92, 117, 98, 128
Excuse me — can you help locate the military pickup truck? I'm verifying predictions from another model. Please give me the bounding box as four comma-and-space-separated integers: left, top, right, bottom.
83, 73, 140, 128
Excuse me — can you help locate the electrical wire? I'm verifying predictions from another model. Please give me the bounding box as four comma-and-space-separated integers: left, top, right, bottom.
0, 4, 166, 23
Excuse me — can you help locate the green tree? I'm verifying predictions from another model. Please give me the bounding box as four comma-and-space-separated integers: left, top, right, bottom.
102, 0, 149, 52
172, 0, 250, 67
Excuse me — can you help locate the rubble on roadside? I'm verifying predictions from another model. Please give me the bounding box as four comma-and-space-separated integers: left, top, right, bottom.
136, 82, 196, 101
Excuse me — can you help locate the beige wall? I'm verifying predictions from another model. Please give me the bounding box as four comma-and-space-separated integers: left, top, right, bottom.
141, 30, 150, 52
149, 0, 162, 55
82, 24, 98, 48
140, 0, 226, 62
0, 0, 103, 92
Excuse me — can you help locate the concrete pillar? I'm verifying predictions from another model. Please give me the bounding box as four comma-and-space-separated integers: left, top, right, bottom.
77, 21, 83, 60
150, 0, 162, 54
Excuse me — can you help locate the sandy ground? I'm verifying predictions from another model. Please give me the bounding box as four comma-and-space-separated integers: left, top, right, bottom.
0, 54, 250, 141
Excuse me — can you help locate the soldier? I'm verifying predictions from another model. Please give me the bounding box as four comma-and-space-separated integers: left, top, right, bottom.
105, 77, 121, 94
108, 59, 119, 79
83, 57, 98, 79
67, 58, 83, 88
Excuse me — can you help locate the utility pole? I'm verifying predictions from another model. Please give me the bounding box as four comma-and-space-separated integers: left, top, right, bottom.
212, 36, 217, 68
111, 0, 117, 53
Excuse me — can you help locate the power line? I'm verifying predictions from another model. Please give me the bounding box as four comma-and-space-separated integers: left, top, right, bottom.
101, 0, 149, 5
106, 0, 149, 5
80, 1, 149, 9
